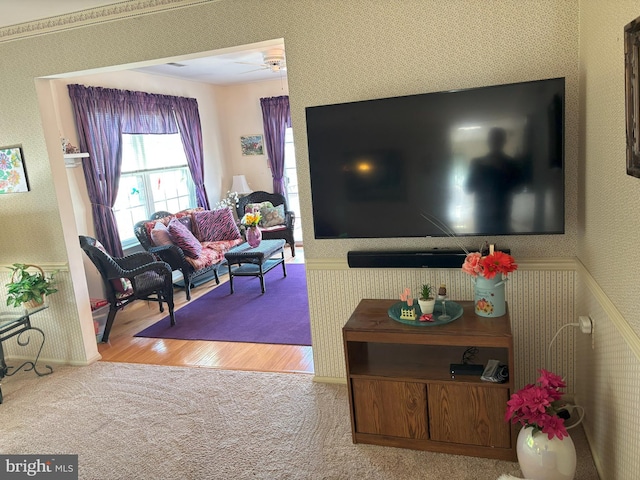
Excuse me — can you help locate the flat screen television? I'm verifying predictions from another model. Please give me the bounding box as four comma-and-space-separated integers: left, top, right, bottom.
306, 77, 565, 239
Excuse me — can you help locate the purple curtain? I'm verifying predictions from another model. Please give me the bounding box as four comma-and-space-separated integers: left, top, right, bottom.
260, 96, 291, 195
68, 85, 187, 256
172, 97, 209, 209
68, 85, 126, 257
121, 91, 178, 134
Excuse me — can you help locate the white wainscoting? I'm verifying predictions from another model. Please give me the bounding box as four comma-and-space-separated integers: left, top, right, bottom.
306, 258, 576, 392
0, 265, 95, 365
575, 261, 640, 480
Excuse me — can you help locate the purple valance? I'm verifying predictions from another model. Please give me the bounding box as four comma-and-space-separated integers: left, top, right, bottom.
68, 84, 209, 255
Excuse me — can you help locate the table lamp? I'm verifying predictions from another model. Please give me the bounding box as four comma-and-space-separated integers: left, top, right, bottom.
230, 175, 252, 195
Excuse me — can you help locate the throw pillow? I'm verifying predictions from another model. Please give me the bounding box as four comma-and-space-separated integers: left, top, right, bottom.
144, 215, 171, 240
150, 221, 174, 247
145, 215, 192, 244
244, 201, 273, 214
177, 215, 194, 238
260, 204, 286, 228
167, 217, 202, 258
194, 208, 242, 242
144, 208, 202, 239
175, 207, 204, 218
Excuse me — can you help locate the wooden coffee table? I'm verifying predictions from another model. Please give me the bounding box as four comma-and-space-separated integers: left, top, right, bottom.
224, 239, 287, 294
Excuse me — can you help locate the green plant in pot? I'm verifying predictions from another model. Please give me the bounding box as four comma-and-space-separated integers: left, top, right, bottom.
5, 263, 57, 308
418, 283, 436, 315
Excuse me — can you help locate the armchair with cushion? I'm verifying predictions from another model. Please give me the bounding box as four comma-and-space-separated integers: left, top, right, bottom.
236, 191, 296, 256
79, 235, 175, 343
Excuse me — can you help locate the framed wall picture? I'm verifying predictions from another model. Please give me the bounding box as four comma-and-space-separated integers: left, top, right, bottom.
625, 15, 640, 178
0, 145, 30, 193
240, 134, 264, 156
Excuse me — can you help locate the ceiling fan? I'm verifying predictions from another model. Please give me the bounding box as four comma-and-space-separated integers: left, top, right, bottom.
236, 49, 286, 74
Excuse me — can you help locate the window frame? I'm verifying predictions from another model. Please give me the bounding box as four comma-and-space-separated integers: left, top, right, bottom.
113, 134, 197, 249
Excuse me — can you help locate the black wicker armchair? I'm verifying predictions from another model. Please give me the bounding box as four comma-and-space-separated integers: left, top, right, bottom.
236, 191, 296, 256
79, 235, 175, 342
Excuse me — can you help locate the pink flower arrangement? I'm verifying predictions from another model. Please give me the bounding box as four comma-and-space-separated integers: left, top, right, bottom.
462, 249, 518, 279
505, 369, 569, 440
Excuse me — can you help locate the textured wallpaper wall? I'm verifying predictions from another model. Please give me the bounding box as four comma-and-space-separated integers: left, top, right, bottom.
3, 3, 639, 477
0, 0, 580, 262
575, 266, 640, 480
289, 0, 580, 260
308, 260, 576, 391
0, 266, 91, 364
574, 2, 640, 478
0, 1, 580, 370
578, 0, 640, 334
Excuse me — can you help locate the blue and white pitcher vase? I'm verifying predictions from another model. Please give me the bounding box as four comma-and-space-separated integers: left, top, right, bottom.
472, 274, 507, 317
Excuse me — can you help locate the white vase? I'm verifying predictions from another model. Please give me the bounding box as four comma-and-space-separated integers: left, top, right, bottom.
516, 426, 576, 480
418, 298, 436, 314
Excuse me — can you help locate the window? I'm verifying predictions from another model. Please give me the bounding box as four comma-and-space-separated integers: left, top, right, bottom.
284, 127, 302, 242
114, 134, 196, 247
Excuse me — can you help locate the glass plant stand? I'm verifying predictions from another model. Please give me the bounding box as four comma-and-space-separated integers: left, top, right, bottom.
0, 304, 52, 404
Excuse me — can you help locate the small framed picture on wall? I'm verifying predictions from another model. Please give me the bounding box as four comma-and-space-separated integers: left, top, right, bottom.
625, 15, 640, 178
240, 134, 264, 156
0, 145, 30, 194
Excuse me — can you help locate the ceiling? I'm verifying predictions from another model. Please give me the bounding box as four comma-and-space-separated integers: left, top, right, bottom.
131, 43, 288, 86
1, 0, 287, 85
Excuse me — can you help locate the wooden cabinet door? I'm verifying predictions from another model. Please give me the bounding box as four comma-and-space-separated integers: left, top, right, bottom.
428, 383, 511, 448
352, 378, 428, 439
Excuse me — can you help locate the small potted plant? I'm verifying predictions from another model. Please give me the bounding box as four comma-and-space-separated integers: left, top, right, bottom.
418, 283, 436, 314
5, 263, 58, 309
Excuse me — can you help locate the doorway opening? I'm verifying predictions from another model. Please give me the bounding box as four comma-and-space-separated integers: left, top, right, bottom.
38, 38, 312, 374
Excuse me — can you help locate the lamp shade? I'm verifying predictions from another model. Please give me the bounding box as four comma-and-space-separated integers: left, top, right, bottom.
230, 175, 252, 194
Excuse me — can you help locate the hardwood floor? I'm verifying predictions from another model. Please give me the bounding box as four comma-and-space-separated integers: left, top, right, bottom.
97, 246, 314, 375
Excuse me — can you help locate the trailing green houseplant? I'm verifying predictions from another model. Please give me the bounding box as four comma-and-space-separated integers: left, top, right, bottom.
5, 263, 58, 308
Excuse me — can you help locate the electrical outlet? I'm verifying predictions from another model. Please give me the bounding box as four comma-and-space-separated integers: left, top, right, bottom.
579, 316, 593, 334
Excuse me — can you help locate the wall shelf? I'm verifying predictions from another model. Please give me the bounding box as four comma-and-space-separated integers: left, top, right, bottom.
64, 152, 89, 168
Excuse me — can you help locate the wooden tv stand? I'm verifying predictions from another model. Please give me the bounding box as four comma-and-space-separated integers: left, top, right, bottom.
342, 299, 516, 461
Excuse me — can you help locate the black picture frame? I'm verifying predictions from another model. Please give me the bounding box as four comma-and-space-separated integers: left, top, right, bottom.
625, 15, 640, 178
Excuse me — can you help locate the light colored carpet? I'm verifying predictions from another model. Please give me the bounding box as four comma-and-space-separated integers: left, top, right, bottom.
0, 362, 598, 480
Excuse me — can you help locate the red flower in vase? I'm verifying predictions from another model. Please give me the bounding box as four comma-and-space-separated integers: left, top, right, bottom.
462, 249, 518, 279
505, 369, 569, 440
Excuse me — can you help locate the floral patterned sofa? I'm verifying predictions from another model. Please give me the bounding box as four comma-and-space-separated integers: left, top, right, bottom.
134, 207, 244, 300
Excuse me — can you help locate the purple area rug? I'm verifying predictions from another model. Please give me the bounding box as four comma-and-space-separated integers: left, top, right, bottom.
135, 263, 311, 345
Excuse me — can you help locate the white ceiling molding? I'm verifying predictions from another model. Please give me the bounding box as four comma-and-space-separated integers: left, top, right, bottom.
0, 0, 218, 44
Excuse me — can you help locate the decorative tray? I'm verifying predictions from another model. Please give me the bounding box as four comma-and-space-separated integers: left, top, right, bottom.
387, 300, 463, 326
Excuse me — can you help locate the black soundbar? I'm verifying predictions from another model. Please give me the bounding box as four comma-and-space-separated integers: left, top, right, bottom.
347, 249, 468, 269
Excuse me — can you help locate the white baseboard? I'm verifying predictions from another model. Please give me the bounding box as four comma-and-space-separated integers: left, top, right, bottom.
5, 353, 102, 367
